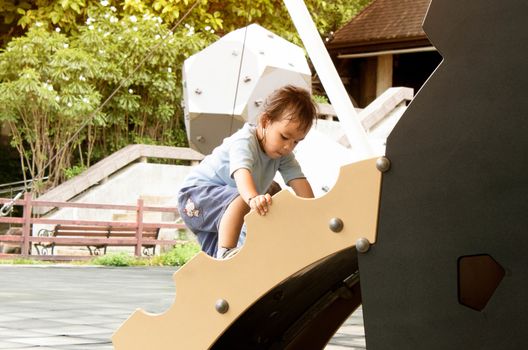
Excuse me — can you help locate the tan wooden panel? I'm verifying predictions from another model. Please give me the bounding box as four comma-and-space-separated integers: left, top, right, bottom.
113, 158, 382, 349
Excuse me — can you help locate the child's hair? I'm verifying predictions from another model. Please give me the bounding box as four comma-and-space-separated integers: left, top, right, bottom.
261, 85, 318, 133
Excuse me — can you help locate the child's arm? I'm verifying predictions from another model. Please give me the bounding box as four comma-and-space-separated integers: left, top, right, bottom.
233, 168, 272, 216
288, 178, 315, 199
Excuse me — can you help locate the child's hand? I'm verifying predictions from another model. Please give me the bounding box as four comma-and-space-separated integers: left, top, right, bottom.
249, 194, 272, 216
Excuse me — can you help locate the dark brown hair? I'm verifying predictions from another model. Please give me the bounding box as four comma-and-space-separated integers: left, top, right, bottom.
261, 85, 317, 133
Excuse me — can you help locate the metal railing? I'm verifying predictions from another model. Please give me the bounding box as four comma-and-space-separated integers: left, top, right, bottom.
0, 177, 48, 196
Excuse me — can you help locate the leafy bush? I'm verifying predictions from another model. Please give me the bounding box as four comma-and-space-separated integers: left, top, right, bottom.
151, 242, 200, 266
91, 252, 140, 267
90, 242, 200, 267
313, 94, 329, 104
63, 164, 88, 179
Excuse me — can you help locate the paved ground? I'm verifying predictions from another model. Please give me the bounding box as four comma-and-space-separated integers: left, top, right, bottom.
0, 265, 365, 349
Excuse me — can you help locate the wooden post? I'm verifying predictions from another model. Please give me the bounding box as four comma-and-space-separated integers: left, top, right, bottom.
135, 199, 144, 257
376, 54, 393, 97
21, 192, 32, 257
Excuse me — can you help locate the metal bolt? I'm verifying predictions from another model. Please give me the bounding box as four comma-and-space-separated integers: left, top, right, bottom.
356, 237, 371, 253
232, 50, 239, 56
194, 88, 202, 95
243, 76, 251, 83
376, 157, 391, 172
196, 135, 205, 143
215, 299, 229, 314
329, 217, 344, 233
254, 99, 263, 107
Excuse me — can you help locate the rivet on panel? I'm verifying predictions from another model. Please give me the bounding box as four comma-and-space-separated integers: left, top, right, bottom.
356, 237, 371, 253
243, 76, 252, 83
254, 99, 263, 107
196, 136, 205, 143
376, 156, 391, 172
329, 218, 344, 233
215, 299, 229, 314
194, 88, 202, 95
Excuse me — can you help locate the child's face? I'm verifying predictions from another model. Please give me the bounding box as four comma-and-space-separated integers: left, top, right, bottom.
261, 116, 308, 159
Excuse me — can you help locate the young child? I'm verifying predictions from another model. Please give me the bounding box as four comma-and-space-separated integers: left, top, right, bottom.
177, 85, 317, 259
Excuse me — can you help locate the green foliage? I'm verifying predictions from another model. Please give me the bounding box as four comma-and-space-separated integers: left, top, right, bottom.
90, 242, 200, 267
0, 3, 214, 189
150, 242, 200, 266
313, 94, 329, 104
63, 164, 88, 179
0, 258, 44, 265
0, 26, 102, 188
91, 251, 140, 266
71, 5, 215, 154
2, 1, 373, 48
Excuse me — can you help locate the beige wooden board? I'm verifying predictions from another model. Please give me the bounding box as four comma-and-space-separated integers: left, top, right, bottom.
112, 158, 381, 349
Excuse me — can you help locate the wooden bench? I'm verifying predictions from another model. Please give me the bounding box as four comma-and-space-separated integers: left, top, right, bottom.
34, 225, 160, 256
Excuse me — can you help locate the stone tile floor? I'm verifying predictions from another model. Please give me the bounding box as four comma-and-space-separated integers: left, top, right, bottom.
0, 265, 365, 349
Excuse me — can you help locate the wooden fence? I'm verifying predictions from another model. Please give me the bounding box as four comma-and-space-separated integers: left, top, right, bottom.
0, 193, 187, 260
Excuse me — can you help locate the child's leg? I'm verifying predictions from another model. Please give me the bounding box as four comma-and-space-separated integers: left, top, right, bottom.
218, 196, 249, 249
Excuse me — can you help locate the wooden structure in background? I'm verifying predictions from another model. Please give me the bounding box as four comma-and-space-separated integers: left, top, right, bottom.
326, 0, 441, 107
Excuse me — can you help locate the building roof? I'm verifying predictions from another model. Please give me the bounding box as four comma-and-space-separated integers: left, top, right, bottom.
327, 0, 432, 53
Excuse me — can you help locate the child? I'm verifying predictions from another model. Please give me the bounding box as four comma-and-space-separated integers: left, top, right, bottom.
177, 85, 317, 259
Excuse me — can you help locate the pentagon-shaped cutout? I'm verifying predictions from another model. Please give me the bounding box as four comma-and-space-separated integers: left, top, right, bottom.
458, 254, 505, 311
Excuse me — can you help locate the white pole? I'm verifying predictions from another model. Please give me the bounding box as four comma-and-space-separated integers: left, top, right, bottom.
283, 0, 374, 159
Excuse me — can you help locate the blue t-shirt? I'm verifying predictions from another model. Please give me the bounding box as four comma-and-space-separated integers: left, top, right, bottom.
181, 123, 305, 194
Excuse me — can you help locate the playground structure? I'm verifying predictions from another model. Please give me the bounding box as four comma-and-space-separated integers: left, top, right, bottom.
113, 158, 381, 349
182, 23, 312, 156
109, 0, 526, 348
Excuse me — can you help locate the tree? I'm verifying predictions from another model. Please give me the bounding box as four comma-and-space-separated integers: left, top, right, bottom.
1, 0, 372, 47
0, 4, 215, 191
0, 27, 101, 190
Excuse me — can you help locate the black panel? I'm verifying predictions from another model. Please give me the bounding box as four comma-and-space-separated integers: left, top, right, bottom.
359, 0, 528, 349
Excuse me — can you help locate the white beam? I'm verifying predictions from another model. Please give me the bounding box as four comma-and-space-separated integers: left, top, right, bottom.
283, 0, 374, 159
338, 46, 437, 59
